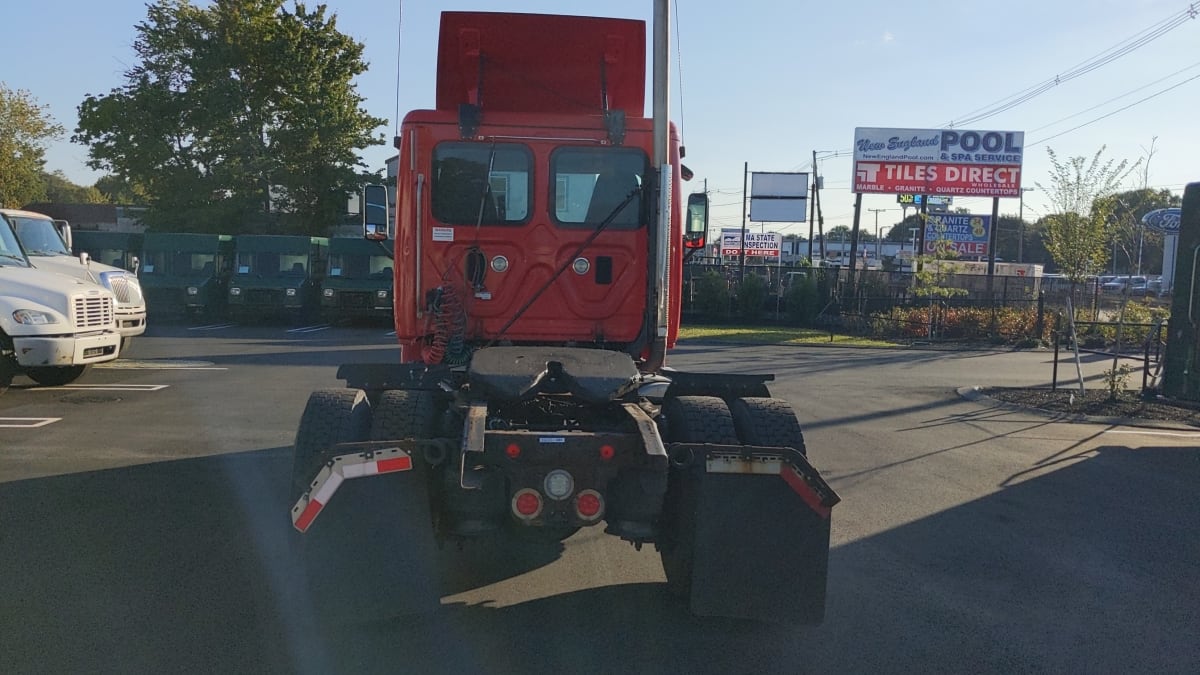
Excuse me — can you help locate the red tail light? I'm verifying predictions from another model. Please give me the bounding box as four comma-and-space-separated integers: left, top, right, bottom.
512, 488, 543, 519
574, 489, 604, 521
505, 443, 522, 459
599, 444, 615, 461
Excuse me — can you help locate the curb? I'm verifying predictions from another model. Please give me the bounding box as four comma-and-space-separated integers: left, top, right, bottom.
957, 386, 1200, 432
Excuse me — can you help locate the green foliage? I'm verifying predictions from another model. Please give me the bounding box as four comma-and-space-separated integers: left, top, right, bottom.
1102, 363, 1135, 401
0, 83, 65, 208
73, 0, 386, 234
784, 272, 821, 325
877, 305, 1046, 343
94, 175, 149, 204
735, 273, 767, 320
42, 171, 108, 204
694, 270, 731, 320
1036, 146, 1139, 285
912, 215, 969, 299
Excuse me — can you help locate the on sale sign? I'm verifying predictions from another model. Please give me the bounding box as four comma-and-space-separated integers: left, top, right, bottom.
852, 127, 1023, 198
923, 213, 991, 256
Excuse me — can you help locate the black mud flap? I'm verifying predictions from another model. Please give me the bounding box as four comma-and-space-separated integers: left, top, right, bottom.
667, 444, 838, 625
291, 456, 442, 626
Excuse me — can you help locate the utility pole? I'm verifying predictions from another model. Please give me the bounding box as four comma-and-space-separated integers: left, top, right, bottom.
868, 208, 895, 260
808, 150, 817, 263
1018, 186, 1033, 262
739, 161, 747, 283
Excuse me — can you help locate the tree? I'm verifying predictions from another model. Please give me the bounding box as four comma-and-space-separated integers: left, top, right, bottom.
42, 171, 108, 204
1094, 187, 1181, 275
1035, 147, 1140, 289
94, 174, 150, 205
74, 0, 386, 234
0, 83, 65, 208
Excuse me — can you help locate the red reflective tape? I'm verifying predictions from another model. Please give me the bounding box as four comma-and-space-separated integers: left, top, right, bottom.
375, 455, 413, 474
294, 499, 324, 532
781, 464, 831, 519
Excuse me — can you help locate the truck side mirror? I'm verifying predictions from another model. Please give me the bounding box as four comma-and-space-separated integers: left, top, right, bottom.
363, 184, 390, 241
53, 219, 73, 251
684, 192, 708, 249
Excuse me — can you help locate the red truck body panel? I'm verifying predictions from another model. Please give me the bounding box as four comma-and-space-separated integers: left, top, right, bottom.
392, 13, 683, 364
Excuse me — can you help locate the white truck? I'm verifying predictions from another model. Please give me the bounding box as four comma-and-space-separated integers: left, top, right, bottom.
2, 209, 147, 345
0, 212, 122, 393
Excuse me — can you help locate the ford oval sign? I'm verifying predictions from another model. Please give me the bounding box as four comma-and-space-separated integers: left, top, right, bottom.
1141, 208, 1181, 233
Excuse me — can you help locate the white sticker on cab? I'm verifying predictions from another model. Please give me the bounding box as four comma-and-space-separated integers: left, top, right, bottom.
432, 227, 454, 242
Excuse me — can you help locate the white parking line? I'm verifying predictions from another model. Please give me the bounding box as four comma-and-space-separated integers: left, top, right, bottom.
47, 384, 171, 392
97, 359, 226, 370
1102, 429, 1200, 438
287, 325, 330, 334
187, 323, 236, 331
0, 417, 61, 428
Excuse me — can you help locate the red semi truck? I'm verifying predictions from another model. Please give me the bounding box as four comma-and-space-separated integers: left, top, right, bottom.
290, 7, 838, 625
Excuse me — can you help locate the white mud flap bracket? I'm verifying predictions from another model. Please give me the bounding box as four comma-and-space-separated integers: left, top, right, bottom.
292, 446, 415, 532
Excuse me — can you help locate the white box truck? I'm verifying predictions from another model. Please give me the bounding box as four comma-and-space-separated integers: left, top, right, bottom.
2, 209, 146, 346
0, 212, 121, 393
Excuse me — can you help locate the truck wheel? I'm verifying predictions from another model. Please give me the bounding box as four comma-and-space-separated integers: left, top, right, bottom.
24, 365, 88, 387
659, 396, 738, 597
0, 356, 15, 395
370, 389, 435, 440
729, 397, 807, 456
291, 388, 372, 493
291, 387, 441, 626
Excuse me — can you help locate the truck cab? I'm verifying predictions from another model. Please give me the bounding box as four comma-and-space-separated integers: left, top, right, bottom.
70, 230, 143, 273
0, 210, 121, 392
320, 237, 393, 324
140, 233, 235, 319
3, 209, 147, 342
227, 235, 327, 322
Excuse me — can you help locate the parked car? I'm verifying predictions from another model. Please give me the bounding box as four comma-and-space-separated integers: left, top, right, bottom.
1101, 275, 1147, 294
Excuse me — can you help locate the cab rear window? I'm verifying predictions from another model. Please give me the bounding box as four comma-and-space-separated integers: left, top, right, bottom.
432, 143, 532, 225
551, 147, 646, 229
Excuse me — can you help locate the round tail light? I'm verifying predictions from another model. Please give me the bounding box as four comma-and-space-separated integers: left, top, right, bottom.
575, 490, 604, 521
512, 488, 543, 520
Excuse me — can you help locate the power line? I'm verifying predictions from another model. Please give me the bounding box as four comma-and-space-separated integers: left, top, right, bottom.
1028, 59, 1200, 133
1028, 71, 1200, 147
943, 3, 1198, 128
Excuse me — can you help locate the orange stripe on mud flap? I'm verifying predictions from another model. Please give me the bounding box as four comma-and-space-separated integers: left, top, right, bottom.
375, 455, 413, 474
294, 499, 324, 532
780, 464, 831, 519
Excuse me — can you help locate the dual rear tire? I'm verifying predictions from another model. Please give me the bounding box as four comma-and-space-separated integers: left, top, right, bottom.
658, 396, 806, 597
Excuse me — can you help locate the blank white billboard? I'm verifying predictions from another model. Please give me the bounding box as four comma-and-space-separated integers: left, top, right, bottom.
750, 172, 808, 222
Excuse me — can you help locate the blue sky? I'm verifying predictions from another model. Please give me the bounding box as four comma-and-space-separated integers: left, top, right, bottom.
3, 0, 1198, 237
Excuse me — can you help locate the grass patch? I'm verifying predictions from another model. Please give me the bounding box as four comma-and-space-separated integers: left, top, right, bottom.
678, 324, 898, 347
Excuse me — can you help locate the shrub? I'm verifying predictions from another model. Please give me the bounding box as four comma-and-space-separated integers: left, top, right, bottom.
694, 270, 732, 320
784, 273, 821, 326
735, 273, 767, 320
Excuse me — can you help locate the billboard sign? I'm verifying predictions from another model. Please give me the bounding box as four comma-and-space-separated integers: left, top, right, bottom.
923, 213, 991, 256
719, 229, 782, 257
853, 127, 1024, 198
749, 172, 808, 222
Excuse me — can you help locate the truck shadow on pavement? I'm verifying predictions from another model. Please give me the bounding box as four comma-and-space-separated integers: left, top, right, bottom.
3, 444, 1198, 674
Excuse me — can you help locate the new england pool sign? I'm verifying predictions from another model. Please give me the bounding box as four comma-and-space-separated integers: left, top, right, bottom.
924, 214, 991, 256
853, 128, 1024, 198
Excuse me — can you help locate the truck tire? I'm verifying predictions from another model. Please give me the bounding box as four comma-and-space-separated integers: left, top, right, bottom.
659, 396, 738, 597
291, 388, 372, 493
729, 397, 807, 456
370, 389, 435, 440
24, 365, 88, 387
291, 387, 441, 626
0, 357, 15, 396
